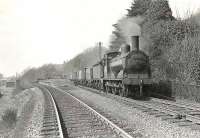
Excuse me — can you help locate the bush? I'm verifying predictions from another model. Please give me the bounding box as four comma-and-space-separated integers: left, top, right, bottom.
0, 92, 3, 98
142, 7, 200, 83
2, 108, 17, 128
19, 79, 33, 89
150, 80, 172, 98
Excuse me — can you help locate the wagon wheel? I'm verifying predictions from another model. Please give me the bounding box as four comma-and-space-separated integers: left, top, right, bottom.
112, 87, 118, 95
107, 85, 111, 94
105, 85, 109, 94
134, 86, 140, 97
125, 85, 130, 97
100, 82, 103, 90
119, 84, 124, 97
134, 85, 143, 98
111, 83, 117, 95
115, 86, 119, 95
134, 81, 143, 98
98, 82, 101, 90
116, 83, 120, 95
121, 84, 129, 97
103, 83, 106, 93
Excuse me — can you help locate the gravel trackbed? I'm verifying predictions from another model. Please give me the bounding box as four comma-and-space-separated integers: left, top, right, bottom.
65, 86, 200, 138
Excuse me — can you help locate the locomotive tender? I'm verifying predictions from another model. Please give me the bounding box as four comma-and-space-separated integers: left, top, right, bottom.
71, 35, 152, 98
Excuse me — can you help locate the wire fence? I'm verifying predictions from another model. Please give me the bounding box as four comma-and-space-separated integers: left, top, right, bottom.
151, 80, 200, 103
172, 82, 200, 102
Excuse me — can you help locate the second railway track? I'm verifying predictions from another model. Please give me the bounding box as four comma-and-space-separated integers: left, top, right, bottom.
58, 83, 200, 131
38, 83, 135, 138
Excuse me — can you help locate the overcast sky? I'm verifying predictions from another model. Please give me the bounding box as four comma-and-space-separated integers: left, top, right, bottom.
0, 0, 200, 77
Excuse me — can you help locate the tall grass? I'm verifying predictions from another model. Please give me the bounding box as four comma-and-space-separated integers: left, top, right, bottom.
139, 1, 200, 100
2, 108, 17, 128
0, 92, 3, 98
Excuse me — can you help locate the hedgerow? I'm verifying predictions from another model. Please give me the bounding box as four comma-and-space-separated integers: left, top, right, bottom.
111, 0, 200, 85
140, 0, 200, 83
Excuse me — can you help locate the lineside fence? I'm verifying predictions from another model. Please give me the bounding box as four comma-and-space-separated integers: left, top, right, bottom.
151, 80, 200, 102
172, 82, 200, 102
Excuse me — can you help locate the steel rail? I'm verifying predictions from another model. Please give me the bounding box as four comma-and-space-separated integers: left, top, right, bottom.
120, 96, 200, 124
75, 84, 200, 124
43, 86, 64, 138
151, 98, 200, 112
52, 85, 134, 138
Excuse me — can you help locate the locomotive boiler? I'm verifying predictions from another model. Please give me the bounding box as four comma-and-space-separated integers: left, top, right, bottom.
71, 35, 152, 98
103, 36, 151, 97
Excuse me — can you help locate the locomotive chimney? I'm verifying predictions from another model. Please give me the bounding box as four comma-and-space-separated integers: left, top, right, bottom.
131, 36, 139, 51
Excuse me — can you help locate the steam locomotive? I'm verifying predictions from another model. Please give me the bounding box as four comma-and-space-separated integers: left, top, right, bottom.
70, 36, 152, 98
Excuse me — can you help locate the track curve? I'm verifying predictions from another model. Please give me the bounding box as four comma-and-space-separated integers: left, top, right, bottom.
60, 84, 200, 131
38, 83, 134, 138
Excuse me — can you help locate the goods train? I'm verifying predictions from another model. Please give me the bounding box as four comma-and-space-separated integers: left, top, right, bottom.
0, 79, 16, 88
70, 36, 152, 98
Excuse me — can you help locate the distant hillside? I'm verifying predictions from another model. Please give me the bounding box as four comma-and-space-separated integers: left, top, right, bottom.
63, 46, 108, 73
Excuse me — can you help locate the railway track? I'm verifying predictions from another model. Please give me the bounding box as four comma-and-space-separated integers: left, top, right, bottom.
58, 83, 200, 131
38, 83, 135, 138
37, 85, 64, 138
148, 98, 200, 123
